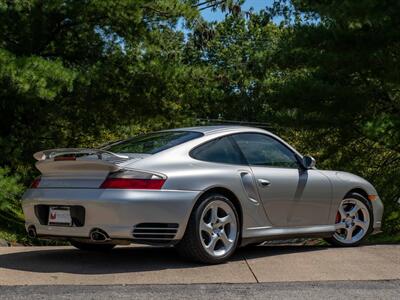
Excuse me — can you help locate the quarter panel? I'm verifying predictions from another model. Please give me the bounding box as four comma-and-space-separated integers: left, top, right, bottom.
130, 152, 271, 234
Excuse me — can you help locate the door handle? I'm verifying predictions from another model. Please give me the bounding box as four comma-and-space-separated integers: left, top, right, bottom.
257, 179, 271, 187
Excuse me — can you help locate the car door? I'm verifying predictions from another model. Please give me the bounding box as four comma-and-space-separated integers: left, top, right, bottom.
231, 133, 332, 227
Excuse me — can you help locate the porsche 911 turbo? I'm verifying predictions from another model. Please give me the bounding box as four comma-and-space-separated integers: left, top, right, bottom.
22, 126, 383, 263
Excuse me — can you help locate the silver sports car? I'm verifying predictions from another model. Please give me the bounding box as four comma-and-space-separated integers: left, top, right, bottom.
22, 126, 383, 263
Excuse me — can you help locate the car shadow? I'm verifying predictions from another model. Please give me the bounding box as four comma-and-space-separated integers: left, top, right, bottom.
237, 244, 329, 260
0, 244, 329, 275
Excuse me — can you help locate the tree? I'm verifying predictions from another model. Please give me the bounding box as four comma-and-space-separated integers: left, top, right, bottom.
0, 0, 205, 239
0, 0, 200, 175
187, 0, 400, 233
267, 0, 400, 233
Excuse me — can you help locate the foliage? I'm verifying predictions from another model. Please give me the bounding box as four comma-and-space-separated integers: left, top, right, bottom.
185, 0, 400, 236
268, 0, 400, 234
0, 0, 399, 242
0, 167, 27, 244
0, 0, 203, 241
0, 0, 200, 177
0, 167, 24, 211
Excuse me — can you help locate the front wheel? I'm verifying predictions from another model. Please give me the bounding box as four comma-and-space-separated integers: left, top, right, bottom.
177, 193, 240, 264
325, 193, 373, 247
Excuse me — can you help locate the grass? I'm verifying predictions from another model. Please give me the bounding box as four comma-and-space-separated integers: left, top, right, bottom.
0, 209, 29, 245
0, 228, 68, 246
366, 232, 400, 244
0, 230, 19, 245
0, 209, 65, 245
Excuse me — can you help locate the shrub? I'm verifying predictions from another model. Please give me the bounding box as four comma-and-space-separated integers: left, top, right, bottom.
0, 167, 24, 213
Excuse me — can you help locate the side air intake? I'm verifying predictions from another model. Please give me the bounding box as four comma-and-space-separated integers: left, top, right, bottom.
132, 223, 179, 244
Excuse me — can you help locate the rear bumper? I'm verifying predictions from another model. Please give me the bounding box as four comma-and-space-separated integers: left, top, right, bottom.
22, 188, 201, 242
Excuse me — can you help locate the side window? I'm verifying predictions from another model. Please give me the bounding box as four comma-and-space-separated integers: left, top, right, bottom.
232, 133, 299, 168
190, 137, 245, 165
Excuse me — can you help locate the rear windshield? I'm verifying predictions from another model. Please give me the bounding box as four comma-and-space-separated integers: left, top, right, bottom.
103, 131, 203, 154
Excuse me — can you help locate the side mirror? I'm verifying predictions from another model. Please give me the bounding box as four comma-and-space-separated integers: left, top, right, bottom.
302, 155, 316, 169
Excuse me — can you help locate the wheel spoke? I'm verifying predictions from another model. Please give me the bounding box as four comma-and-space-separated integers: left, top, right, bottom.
335, 222, 346, 230
219, 230, 232, 247
200, 221, 213, 235
210, 206, 218, 224
345, 227, 355, 241
348, 204, 360, 217
206, 234, 219, 251
218, 214, 232, 226
354, 219, 368, 231
338, 205, 347, 219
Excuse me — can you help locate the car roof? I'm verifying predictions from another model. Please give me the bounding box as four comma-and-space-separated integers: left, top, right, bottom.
164, 125, 269, 135
164, 126, 302, 157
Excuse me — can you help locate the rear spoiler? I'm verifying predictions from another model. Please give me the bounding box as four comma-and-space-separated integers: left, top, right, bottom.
33, 148, 129, 161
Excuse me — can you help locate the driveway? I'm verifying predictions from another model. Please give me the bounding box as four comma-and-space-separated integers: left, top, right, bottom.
0, 244, 399, 285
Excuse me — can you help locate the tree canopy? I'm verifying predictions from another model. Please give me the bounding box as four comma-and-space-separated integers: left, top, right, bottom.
0, 0, 399, 242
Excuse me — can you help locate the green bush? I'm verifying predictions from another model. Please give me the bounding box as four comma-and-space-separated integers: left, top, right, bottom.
0, 167, 24, 213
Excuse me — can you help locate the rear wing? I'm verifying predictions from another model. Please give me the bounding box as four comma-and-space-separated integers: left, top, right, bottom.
33, 148, 130, 177
33, 148, 129, 161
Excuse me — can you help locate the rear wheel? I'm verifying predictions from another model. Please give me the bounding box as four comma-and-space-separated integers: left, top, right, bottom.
70, 240, 116, 251
177, 193, 240, 264
325, 193, 373, 247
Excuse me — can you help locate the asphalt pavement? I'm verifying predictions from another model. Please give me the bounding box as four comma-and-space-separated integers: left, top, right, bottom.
0, 281, 399, 299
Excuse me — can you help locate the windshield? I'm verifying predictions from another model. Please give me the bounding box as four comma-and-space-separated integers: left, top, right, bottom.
103, 131, 203, 154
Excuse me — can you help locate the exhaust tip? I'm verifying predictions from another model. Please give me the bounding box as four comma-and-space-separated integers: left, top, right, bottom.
89, 228, 110, 242
27, 226, 37, 238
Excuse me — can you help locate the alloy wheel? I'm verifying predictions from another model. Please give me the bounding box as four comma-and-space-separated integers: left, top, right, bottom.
199, 199, 238, 258
333, 198, 370, 244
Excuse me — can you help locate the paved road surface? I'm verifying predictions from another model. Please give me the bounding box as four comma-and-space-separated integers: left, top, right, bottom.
0, 280, 399, 299
0, 244, 399, 298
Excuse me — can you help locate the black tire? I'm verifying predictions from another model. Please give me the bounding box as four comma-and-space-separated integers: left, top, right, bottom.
325, 193, 373, 247
70, 240, 116, 251
176, 193, 240, 264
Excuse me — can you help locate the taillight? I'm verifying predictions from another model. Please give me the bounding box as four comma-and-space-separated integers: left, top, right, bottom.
100, 170, 166, 190
100, 178, 165, 189
30, 177, 41, 188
